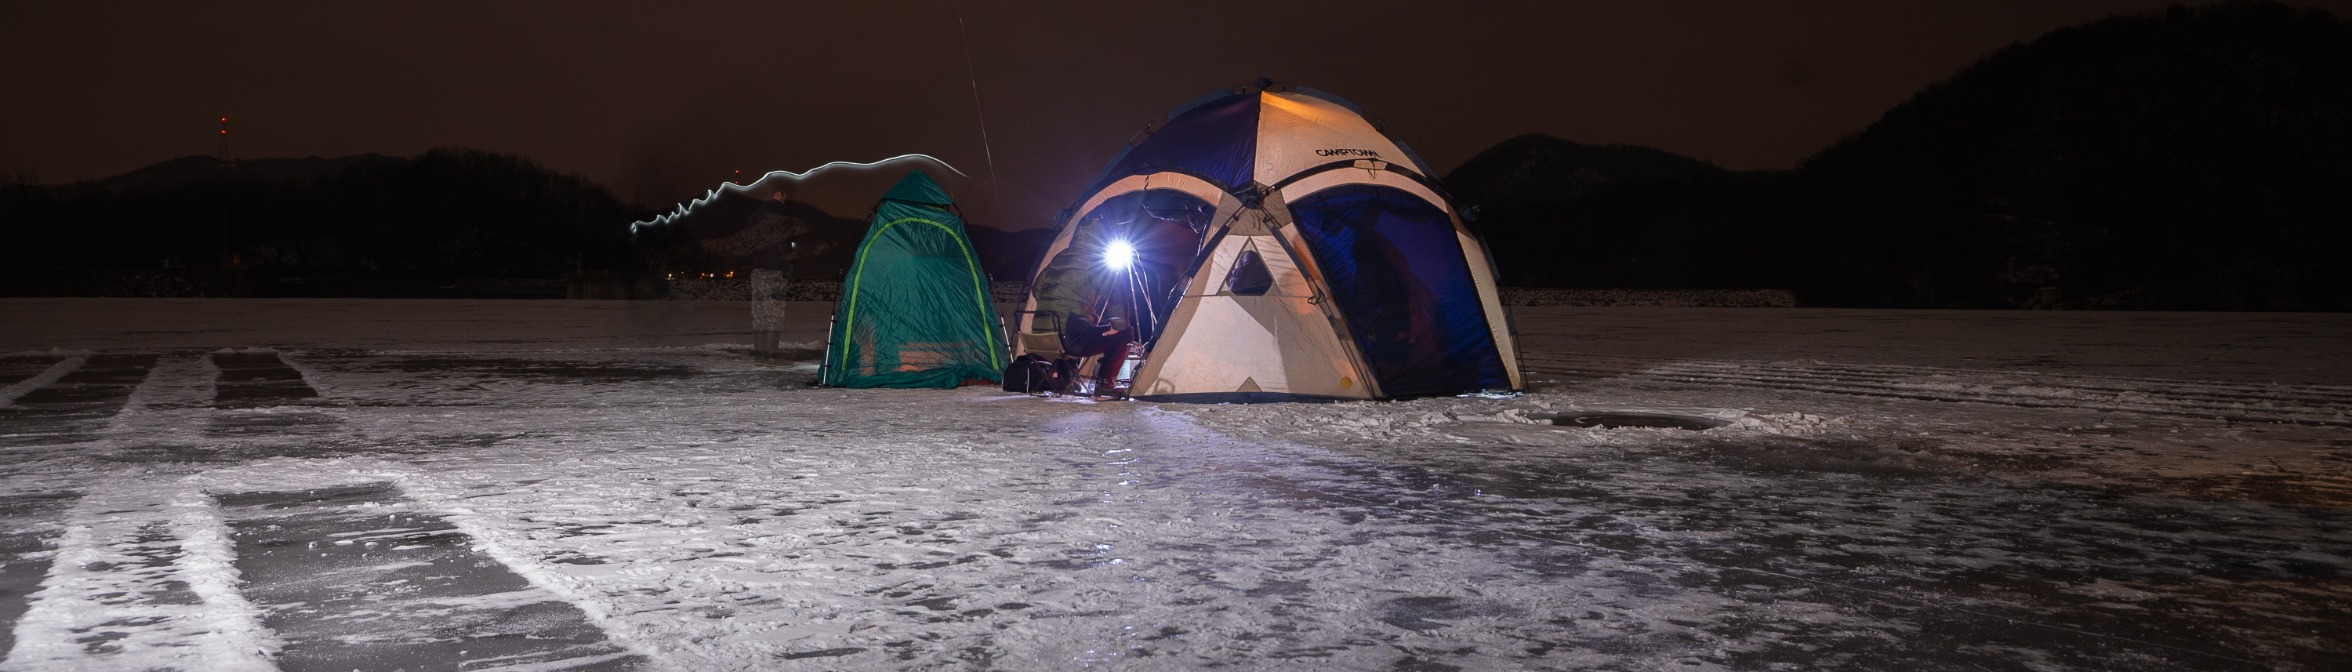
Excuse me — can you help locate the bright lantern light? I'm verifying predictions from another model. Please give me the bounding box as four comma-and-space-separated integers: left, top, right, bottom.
1104, 240, 1136, 270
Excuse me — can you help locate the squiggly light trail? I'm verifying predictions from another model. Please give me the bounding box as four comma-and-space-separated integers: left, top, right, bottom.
629, 154, 969, 234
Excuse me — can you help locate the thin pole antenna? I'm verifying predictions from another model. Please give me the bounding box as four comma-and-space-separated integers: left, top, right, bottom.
954, 6, 1000, 204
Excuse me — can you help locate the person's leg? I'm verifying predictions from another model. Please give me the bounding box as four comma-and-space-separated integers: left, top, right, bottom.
1091, 340, 1133, 393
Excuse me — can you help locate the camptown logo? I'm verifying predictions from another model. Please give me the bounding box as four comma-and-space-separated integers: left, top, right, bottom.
1314, 148, 1382, 158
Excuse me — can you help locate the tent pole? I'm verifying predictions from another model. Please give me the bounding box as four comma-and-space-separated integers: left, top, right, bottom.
996, 315, 1011, 363
989, 272, 1011, 364
818, 312, 836, 386
1506, 304, 1526, 392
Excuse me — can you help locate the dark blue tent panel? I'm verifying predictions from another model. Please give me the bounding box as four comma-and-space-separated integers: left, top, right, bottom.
1088, 90, 1261, 195
1289, 185, 1510, 397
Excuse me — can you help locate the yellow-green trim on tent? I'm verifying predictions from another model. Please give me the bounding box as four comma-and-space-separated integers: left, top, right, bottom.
833, 216, 1002, 377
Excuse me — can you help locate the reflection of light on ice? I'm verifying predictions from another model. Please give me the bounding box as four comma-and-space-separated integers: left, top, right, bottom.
630, 154, 970, 234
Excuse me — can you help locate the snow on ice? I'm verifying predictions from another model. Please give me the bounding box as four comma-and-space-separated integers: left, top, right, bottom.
0, 298, 2345, 671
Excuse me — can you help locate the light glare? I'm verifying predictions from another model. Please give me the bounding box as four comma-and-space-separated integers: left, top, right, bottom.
1105, 240, 1136, 270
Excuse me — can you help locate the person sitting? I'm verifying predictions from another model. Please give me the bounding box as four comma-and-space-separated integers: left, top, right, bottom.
1058, 314, 1133, 395
1060, 312, 1126, 358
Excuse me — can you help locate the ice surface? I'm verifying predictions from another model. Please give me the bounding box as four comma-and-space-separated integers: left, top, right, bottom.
0, 298, 2344, 670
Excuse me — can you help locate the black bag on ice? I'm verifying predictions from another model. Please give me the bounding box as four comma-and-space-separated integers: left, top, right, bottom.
1050, 356, 1082, 393
1002, 354, 1057, 394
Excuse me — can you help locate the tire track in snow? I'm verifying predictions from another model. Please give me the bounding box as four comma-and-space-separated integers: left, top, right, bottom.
0, 357, 84, 410
0, 356, 72, 388
1, 476, 275, 671
102, 353, 214, 444
386, 467, 685, 672
0, 492, 77, 662
217, 481, 648, 672
1526, 352, 2352, 427
0, 355, 157, 451
208, 350, 319, 409
207, 349, 338, 441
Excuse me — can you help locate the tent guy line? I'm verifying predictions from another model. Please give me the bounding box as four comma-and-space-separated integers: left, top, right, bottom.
628, 154, 971, 235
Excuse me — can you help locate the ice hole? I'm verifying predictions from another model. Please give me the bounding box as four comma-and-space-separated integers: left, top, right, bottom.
1543, 412, 1728, 430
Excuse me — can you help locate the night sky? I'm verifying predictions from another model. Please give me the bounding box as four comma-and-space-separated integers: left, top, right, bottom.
9, 1, 2351, 229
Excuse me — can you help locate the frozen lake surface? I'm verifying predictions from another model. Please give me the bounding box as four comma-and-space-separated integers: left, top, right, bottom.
0, 298, 2345, 671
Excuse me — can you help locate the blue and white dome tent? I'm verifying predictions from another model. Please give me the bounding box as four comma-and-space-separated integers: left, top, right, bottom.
1015, 80, 1522, 401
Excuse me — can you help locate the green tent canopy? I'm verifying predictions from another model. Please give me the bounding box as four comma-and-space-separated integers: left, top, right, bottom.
821, 171, 1005, 388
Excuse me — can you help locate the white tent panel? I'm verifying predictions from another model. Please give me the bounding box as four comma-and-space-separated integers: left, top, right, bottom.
1255, 91, 1418, 186
1249, 237, 1319, 299
1133, 295, 1369, 399
1201, 234, 1316, 299
1132, 233, 1370, 399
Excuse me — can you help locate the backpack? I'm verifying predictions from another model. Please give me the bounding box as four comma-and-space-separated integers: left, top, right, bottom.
1001, 354, 1059, 394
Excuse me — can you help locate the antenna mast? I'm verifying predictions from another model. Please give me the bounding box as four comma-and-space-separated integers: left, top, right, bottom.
954, 7, 999, 204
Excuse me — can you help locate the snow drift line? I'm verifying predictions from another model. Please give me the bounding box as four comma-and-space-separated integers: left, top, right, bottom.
106, 355, 214, 436
385, 468, 678, 671
1537, 351, 2352, 399
272, 350, 332, 400
1, 476, 278, 671
0, 357, 84, 409
180, 462, 668, 670
167, 477, 282, 670
1527, 352, 2352, 427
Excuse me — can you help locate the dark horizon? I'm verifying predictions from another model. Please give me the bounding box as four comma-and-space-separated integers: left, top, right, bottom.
12, 1, 2352, 230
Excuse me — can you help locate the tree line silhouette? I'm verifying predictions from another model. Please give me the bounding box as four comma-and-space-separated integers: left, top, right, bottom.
1, 149, 650, 296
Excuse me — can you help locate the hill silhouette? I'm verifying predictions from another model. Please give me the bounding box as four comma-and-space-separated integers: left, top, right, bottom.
1449, 1, 2352, 309
0, 149, 651, 296
1444, 134, 1777, 288
1446, 134, 1738, 207
2, 150, 1053, 297
1794, 1, 2352, 309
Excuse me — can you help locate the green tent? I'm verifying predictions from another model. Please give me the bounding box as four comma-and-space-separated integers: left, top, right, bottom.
821, 171, 1005, 388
